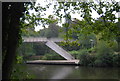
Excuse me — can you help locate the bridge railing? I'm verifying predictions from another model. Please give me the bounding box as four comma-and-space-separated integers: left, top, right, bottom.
22, 37, 77, 42
23, 37, 65, 42
23, 37, 48, 42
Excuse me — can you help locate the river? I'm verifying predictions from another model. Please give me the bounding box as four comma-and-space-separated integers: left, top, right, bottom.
26, 64, 119, 80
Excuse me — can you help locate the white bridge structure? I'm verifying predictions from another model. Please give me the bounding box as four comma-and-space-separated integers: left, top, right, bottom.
23, 37, 76, 60
23, 37, 65, 42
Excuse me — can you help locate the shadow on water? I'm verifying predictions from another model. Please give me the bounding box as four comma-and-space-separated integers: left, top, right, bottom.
26, 64, 119, 80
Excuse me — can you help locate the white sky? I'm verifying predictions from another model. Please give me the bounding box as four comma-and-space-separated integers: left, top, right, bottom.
29, 0, 119, 31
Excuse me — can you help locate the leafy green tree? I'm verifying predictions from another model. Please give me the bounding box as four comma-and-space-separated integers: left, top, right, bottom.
47, 22, 59, 38
39, 16, 60, 38
39, 23, 60, 38
53, 1, 120, 44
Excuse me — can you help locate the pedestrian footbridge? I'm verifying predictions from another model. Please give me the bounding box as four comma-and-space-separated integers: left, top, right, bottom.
23, 37, 79, 64
23, 37, 68, 42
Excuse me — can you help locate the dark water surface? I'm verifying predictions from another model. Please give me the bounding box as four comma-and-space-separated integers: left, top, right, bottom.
26, 64, 120, 79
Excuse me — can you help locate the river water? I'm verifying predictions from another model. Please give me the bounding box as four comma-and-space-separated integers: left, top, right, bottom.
26, 64, 120, 79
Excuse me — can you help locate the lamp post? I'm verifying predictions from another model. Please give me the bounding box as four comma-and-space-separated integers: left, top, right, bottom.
90, 39, 94, 48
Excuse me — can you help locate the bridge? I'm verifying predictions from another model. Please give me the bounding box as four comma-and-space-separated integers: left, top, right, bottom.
23, 37, 70, 42
23, 37, 79, 64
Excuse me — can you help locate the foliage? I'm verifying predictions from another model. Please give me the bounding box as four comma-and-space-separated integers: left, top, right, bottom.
18, 42, 54, 60
69, 50, 80, 59
42, 53, 65, 60
70, 40, 120, 67
53, 1, 120, 41
33, 43, 50, 55
87, 47, 97, 53
11, 64, 35, 79
18, 43, 35, 58
108, 40, 118, 51
16, 55, 23, 64
95, 40, 114, 66
112, 52, 120, 67
77, 33, 96, 49
77, 49, 96, 66
11, 55, 35, 79
22, 29, 40, 37
60, 41, 80, 51
21, 1, 120, 41
39, 22, 60, 38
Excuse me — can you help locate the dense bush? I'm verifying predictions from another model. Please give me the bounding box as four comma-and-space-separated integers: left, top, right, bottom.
74, 40, 120, 67
108, 40, 118, 52
78, 49, 96, 66
95, 53, 113, 67
112, 52, 120, 67
59, 41, 80, 51
87, 47, 97, 53
42, 53, 65, 60
95, 40, 114, 66
69, 50, 80, 59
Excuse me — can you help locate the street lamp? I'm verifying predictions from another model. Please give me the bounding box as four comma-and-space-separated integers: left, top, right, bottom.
90, 39, 94, 48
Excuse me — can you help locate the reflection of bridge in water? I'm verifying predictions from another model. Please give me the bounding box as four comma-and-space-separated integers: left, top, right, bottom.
23, 37, 79, 65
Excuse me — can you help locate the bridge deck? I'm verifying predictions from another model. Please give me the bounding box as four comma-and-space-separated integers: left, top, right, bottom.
23, 37, 65, 42
26, 60, 80, 65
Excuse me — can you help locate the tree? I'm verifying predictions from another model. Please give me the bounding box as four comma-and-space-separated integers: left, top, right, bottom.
45, 23, 60, 38
53, 1, 120, 42
53, 1, 119, 51
2, 2, 25, 79
39, 16, 60, 38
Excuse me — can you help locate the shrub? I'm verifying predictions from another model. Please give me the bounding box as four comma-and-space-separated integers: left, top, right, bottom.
95, 40, 114, 66
87, 47, 97, 53
69, 50, 80, 59
108, 41, 118, 52
59, 41, 80, 51
95, 53, 113, 66
78, 49, 96, 66
88, 54, 96, 66
42, 53, 65, 60
112, 52, 120, 67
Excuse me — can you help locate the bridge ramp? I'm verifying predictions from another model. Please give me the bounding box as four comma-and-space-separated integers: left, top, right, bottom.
46, 40, 75, 60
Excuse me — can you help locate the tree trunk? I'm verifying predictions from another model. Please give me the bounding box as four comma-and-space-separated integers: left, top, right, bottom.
2, 2, 25, 79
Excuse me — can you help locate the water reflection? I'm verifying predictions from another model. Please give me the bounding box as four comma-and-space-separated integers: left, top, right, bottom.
26, 64, 119, 79
50, 66, 73, 79
67, 67, 119, 79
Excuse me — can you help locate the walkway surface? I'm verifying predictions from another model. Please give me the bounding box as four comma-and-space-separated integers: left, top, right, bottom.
26, 60, 80, 65
46, 40, 75, 60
